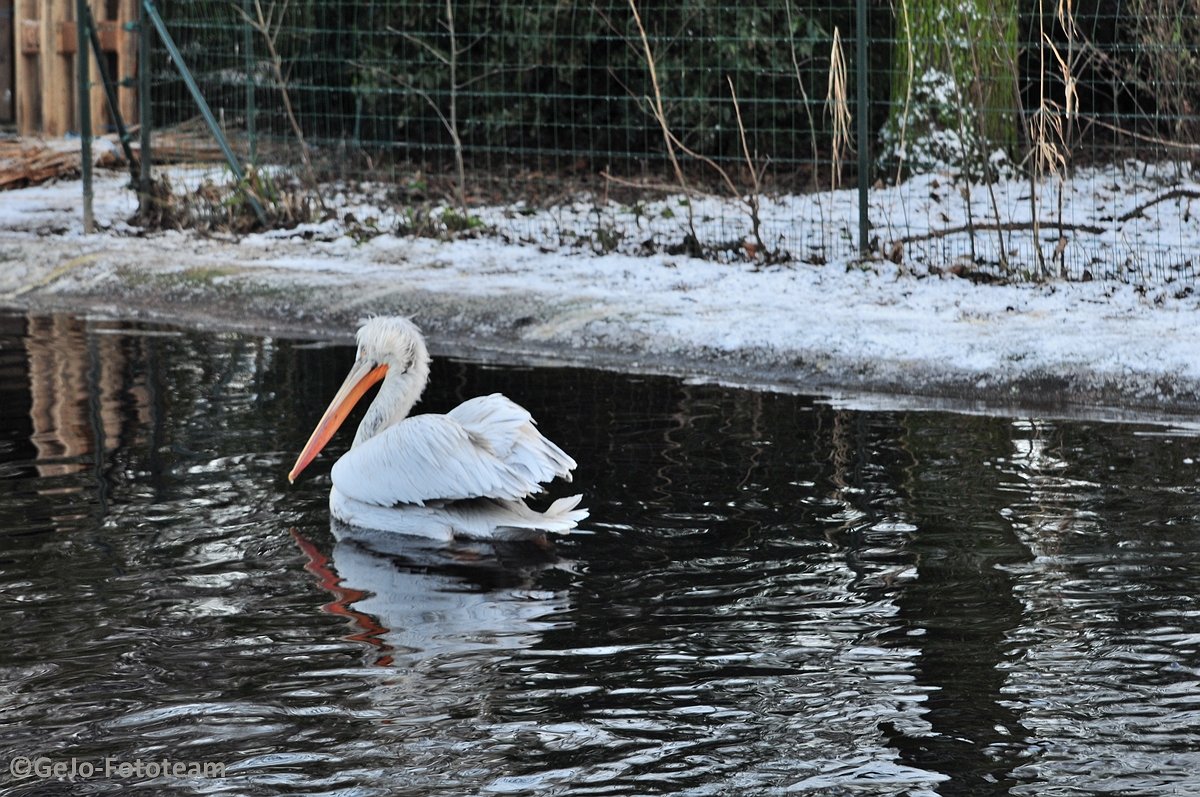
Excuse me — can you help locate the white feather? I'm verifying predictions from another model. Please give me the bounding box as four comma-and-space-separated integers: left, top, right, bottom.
331, 488, 588, 540
332, 408, 551, 506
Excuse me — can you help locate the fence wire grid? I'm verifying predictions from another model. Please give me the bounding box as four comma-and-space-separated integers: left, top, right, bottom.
142, 0, 1200, 282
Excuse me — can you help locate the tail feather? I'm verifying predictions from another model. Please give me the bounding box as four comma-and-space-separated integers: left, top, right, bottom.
425, 495, 588, 537
543, 494, 589, 529
473, 494, 587, 535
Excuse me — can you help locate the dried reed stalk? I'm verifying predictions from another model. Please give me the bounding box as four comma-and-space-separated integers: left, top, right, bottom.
893, 0, 914, 184
626, 0, 697, 242
1024, 0, 1076, 277
825, 27, 851, 190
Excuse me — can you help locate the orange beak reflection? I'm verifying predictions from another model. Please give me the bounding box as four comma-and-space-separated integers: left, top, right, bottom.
288, 360, 388, 483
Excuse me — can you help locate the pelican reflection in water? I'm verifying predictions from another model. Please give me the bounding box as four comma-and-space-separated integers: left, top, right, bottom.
293, 522, 570, 668
288, 317, 586, 541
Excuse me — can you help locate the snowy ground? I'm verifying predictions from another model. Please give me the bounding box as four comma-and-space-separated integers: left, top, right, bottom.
3, 159, 1200, 421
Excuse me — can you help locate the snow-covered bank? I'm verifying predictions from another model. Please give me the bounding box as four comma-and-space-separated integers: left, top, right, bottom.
3, 169, 1200, 420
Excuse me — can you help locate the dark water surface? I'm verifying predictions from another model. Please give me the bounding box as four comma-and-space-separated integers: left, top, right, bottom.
2, 312, 1200, 796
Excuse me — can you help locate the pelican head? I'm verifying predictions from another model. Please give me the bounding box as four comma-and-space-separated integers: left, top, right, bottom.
288, 316, 431, 483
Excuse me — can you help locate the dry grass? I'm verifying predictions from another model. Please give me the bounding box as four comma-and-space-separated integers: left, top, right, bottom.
623, 0, 698, 247
1023, 0, 1076, 278
598, 0, 783, 261
132, 170, 321, 234
825, 27, 851, 190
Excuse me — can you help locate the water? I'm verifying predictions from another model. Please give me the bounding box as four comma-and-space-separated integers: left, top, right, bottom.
2, 311, 1200, 796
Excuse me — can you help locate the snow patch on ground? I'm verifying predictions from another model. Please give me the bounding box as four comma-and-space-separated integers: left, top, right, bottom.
2, 163, 1200, 415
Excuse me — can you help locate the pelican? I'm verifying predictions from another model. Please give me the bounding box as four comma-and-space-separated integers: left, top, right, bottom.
288, 317, 586, 540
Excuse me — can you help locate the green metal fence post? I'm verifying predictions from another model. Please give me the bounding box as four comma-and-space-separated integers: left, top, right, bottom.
139, 0, 152, 196
85, 4, 137, 178
243, 0, 256, 165
141, 0, 267, 225
856, 0, 869, 255
77, 0, 94, 234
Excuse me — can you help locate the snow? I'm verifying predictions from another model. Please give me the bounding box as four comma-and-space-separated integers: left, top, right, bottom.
3, 160, 1200, 417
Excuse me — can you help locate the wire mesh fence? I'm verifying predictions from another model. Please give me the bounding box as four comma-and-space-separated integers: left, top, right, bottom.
141, 0, 1200, 281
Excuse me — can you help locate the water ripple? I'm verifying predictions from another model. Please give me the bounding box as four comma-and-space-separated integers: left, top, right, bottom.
2, 314, 1200, 794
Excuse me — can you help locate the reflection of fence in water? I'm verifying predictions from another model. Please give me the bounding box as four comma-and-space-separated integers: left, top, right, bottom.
22, 314, 149, 511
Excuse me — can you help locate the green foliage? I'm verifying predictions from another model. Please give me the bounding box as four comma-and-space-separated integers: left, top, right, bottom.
158, 0, 837, 172
439, 207, 485, 233
879, 0, 1019, 182
393, 204, 488, 238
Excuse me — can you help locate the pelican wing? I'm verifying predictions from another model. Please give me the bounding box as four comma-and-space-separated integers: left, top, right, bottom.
331, 394, 574, 507
447, 394, 576, 485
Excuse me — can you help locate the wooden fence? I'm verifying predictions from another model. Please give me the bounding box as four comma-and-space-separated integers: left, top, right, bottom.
12, 0, 138, 136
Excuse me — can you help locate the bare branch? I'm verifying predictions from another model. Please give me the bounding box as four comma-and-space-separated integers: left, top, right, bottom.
237, 1, 318, 190
893, 220, 1106, 246
387, 26, 451, 66
357, 63, 455, 141
782, 0, 821, 178
727, 76, 765, 253
599, 170, 720, 198
625, 0, 697, 240
1087, 116, 1200, 152
1116, 188, 1200, 223
456, 65, 535, 91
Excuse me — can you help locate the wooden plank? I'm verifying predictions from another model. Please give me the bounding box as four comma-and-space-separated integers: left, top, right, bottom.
96, 20, 118, 52
40, 0, 72, 135
88, 3, 106, 133
17, 16, 34, 54
14, 0, 38, 134
0, 138, 131, 190
57, 17, 119, 55
58, 8, 122, 132
56, 20, 77, 54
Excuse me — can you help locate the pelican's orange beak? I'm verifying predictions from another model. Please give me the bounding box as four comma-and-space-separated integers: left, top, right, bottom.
288, 359, 388, 483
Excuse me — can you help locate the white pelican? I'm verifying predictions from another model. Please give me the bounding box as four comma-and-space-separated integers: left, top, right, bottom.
288, 317, 586, 539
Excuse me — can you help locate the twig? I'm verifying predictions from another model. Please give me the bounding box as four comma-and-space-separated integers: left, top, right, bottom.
236, 0, 318, 191
626, 0, 697, 242
599, 171, 718, 197
966, 24, 1008, 273
381, 0, 488, 211
893, 219, 1106, 245
1088, 117, 1200, 152
360, 65, 454, 142
1116, 188, 1200, 222
372, 12, 538, 213
445, 0, 463, 210
782, 0, 828, 253
893, 0, 914, 184
388, 26, 449, 65
728, 76, 766, 255
940, 31, 978, 266
660, 120, 751, 221
781, 0, 821, 179
607, 2, 776, 260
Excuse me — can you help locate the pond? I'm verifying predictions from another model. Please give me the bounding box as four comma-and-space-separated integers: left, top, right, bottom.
2, 311, 1200, 796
